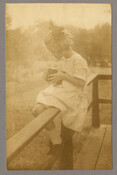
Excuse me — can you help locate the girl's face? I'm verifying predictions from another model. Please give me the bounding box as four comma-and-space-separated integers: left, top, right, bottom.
48, 47, 64, 59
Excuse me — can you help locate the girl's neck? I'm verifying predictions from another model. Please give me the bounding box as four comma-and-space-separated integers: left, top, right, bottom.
64, 48, 75, 58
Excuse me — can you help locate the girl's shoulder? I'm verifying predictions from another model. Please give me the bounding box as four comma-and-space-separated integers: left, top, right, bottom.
72, 52, 88, 68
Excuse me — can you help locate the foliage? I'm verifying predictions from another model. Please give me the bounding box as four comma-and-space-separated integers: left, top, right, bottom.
67, 23, 111, 66
6, 20, 111, 82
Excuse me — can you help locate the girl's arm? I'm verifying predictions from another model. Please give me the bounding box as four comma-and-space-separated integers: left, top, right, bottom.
48, 70, 85, 87
63, 73, 85, 87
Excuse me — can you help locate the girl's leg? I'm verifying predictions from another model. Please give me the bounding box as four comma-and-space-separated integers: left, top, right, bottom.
32, 104, 62, 146
46, 120, 62, 145
32, 103, 47, 117
60, 123, 74, 170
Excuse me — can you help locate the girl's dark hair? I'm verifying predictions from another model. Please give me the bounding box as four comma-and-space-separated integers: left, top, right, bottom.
45, 21, 73, 52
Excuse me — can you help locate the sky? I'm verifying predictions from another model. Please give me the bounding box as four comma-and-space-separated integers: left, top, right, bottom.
6, 3, 111, 30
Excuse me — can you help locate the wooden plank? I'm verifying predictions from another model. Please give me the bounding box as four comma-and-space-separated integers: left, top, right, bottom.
95, 125, 112, 169
7, 107, 60, 163
74, 125, 107, 170
98, 74, 112, 80
98, 99, 112, 104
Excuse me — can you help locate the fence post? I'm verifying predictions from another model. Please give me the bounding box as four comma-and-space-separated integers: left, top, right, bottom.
92, 76, 100, 127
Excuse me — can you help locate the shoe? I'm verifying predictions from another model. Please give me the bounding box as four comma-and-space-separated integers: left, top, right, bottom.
47, 142, 62, 155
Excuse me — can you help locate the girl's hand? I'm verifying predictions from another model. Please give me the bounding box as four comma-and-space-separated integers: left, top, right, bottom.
48, 70, 66, 84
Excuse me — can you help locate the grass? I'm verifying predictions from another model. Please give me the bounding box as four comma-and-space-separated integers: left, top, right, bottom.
6, 66, 112, 170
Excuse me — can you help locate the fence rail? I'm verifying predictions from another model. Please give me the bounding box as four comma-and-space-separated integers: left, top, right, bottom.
88, 74, 112, 127
7, 107, 60, 163
7, 73, 112, 169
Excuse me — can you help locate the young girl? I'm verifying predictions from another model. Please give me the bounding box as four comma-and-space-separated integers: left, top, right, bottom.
32, 23, 88, 167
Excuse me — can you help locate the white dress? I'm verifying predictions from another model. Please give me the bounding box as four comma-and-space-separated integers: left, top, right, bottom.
37, 52, 88, 132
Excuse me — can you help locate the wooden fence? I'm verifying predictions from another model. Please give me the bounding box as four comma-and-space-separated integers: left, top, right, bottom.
7, 73, 112, 169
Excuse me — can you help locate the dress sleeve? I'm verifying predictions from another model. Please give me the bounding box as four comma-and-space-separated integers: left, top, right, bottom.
73, 57, 88, 82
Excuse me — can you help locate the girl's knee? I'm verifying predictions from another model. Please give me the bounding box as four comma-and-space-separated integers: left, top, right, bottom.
32, 103, 47, 117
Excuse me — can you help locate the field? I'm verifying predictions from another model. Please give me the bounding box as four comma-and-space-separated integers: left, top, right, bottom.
6, 65, 112, 170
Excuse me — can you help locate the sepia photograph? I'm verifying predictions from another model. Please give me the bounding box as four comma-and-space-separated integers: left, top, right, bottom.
6, 3, 112, 170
